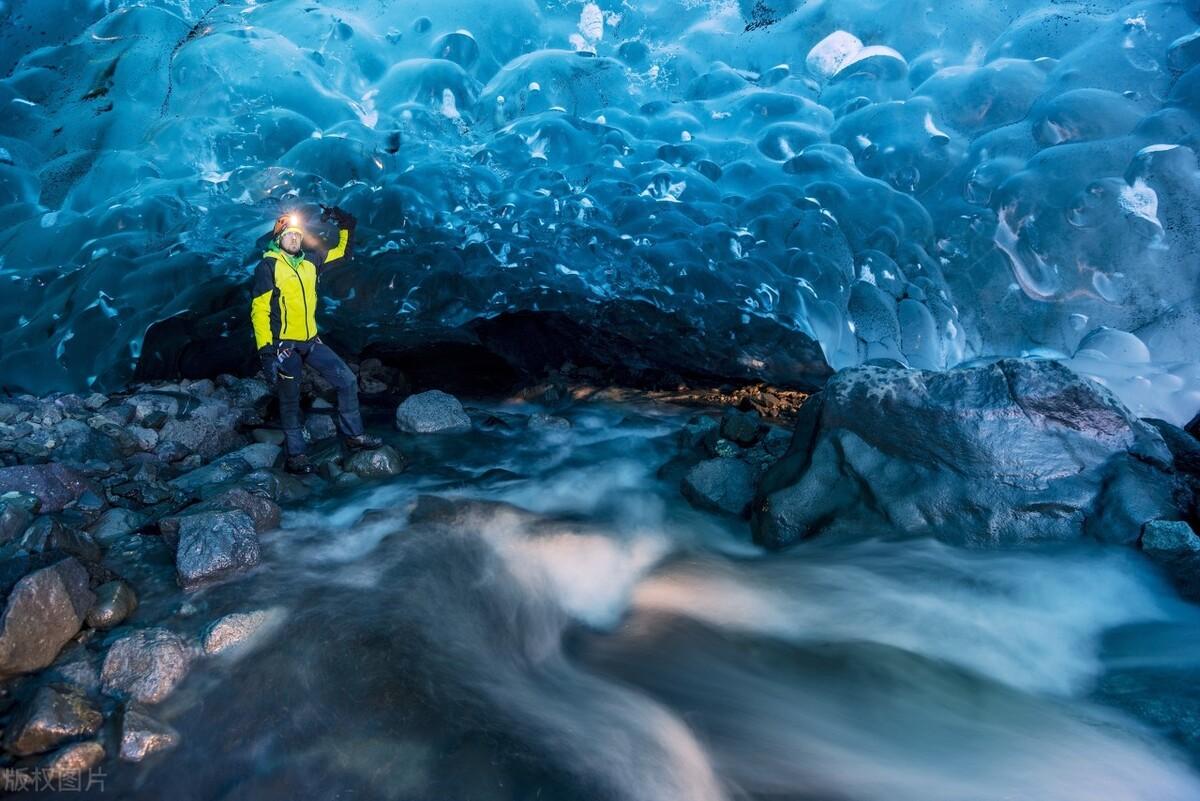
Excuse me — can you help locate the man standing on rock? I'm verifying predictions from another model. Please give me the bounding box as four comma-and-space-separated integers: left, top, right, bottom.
250, 206, 380, 474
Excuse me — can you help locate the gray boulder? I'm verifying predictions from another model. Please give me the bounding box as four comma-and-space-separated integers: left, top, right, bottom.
754, 360, 1179, 549
159, 488, 280, 547
1141, 520, 1200, 599
101, 628, 192, 704
0, 463, 101, 513
168, 455, 253, 496
87, 508, 147, 544
682, 458, 755, 517
86, 580, 138, 630
344, 445, 407, 479
174, 510, 260, 590
158, 403, 242, 459
0, 558, 94, 677
719, 408, 763, 446
119, 703, 179, 762
2, 684, 103, 756
16, 517, 102, 563
225, 442, 282, 470
202, 609, 279, 655
395, 390, 471, 434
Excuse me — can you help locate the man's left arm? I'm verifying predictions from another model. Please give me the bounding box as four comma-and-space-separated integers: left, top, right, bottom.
315, 207, 357, 272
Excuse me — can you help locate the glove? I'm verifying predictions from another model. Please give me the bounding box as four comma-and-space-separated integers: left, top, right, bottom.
322, 205, 357, 230
259, 345, 279, 388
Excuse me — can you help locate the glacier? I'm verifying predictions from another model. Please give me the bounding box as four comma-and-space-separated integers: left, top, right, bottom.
1, 0, 1199, 420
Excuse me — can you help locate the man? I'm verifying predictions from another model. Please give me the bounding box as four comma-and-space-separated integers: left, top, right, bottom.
250, 206, 380, 474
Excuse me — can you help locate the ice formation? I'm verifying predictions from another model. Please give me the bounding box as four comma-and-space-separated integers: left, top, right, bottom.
1, 0, 1198, 420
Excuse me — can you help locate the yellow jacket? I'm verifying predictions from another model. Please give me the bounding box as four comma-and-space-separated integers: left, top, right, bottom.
249, 227, 351, 349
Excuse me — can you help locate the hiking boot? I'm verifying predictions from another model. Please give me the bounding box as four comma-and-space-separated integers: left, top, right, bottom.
285, 454, 314, 474
343, 433, 382, 451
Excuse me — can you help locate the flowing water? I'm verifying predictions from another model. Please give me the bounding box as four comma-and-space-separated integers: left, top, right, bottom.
86, 400, 1200, 801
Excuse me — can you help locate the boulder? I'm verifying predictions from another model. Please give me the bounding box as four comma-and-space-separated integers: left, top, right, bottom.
16, 517, 102, 563
174, 510, 260, 590
682, 458, 755, 517
395, 390, 471, 434
86, 580, 138, 630
202, 609, 279, 655
0, 496, 34, 544
344, 446, 407, 479
2, 684, 103, 757
158, 403, 242, 459
1141, 519, 1200, 599
719, 408, 763, 446
0, 558, 94, 677
119, 703, 179, 762
225, 443, 282, 470
101, 628, 192, 704
168, 456, 253, 496
87, 508, 147, 544
753, 360, 1179, 549
40, 740, 105, 781
0, 464, 101, 513
159, 488, 281, 547
304, 414, 338, 442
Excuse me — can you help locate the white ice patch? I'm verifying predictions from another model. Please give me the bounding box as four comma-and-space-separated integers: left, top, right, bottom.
806, 31, 864, 80
578, 2, 604, 43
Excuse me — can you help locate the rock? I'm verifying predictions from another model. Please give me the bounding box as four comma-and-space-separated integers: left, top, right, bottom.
119, 703, 179, 762
226, 377, 272, 410
251, 428, 286, 446
682, 458, 755, 517
241, 468, 312, 503
225, 442, 282, 470
0, 464, 102, 513
395, 390, 471, 434
39, 740, 105, 781
2, 684, 103, 757
87, 508, 147, 544
343, 445, 407, 479
528, 413, 571, 431
678, 415, 719, 450
82, 393, 108, 411
753, 360, 1178, 550
15, 517, 102, 562
0, 558, 94, 677
158, 403, 243, 459
101, 628, 192, 704
142, 409, 169, 430
0, 497, 34, 544
86, 580, 138, 630
710, 438, 739, 458
159, 488, 281, 546
127, 426, 159, 451
719, 408, 763, 446
168, 456, 253, 495
304, 414, 338, 442
1140, 520, 1200, 599
126, 393, 181, 422
202, 610, 278, 655
174, 510, 260, 590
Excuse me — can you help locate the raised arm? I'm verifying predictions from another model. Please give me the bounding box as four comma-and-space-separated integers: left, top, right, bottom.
315, 207, 357, 272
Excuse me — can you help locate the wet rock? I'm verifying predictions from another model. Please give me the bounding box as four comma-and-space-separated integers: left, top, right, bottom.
126, 393, 181, 422
0, 558, 94, 677
304, 414, 338, 442
2, 684, 103, 757
15, 517, 102, 563
87, 507, 147, 544
225, 443, 282, 470
709, 438, 739, 458
158, 403, 243, 460
202, 610, 277, 655
168, 456, 253, 496
395, 390, 471, 434
86, 580, 138, 630
720, 408, 764, 446
127, 426, 159, 451
344, 446, 407, 479
678, 415, 719, 450
753, 360, 1178, 550
251, 428, 286, 446
528, 413, 571, 431
0, 463, 102, 513
0, 496, 34, 544
1141, 520, 1200, 599
119, 703, 179, 762
226, 377, 272, 410
174, 510, 260, 590
101, 628, 192, 704
40, 740, 105, 781
159, 488, 280, 546
682, 458, 755, 517
241, 468, 313, 503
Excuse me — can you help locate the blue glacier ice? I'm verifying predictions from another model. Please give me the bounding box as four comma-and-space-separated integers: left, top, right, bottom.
1, 0, 1199, 420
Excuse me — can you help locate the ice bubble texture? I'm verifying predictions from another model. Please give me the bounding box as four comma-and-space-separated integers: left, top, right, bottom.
1, 0, 1199, 411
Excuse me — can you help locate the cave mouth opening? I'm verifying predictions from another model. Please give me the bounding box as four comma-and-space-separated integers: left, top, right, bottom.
134, 303, 833, 401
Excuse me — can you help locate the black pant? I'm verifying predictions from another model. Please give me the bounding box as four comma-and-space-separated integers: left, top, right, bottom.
276, 339, 363, 455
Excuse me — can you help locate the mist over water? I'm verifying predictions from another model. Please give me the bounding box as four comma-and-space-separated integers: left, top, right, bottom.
88, 402, 1200, 801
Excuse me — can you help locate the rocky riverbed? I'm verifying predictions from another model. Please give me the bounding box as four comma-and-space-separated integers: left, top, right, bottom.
2, 357, 1200, 799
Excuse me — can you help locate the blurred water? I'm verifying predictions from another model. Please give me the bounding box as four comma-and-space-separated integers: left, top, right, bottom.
91, 401, 1200, 801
